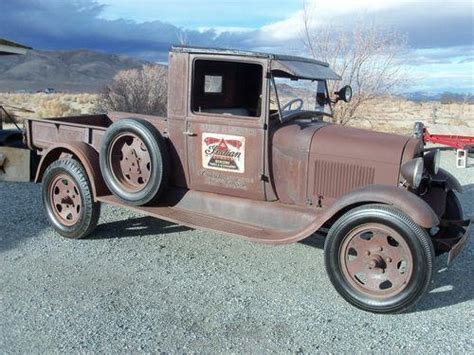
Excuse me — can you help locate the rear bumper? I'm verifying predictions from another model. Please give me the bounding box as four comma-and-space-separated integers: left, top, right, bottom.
432, 219, 472, 265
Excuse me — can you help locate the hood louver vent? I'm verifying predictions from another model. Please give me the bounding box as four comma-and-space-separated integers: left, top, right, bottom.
313, 160, 375, 198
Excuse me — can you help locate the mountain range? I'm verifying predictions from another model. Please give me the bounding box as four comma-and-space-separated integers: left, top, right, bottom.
0, 49, 472, 103
0, 49, 149, 92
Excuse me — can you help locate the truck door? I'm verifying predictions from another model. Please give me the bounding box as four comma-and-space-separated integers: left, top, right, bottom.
185, 56, 268, 200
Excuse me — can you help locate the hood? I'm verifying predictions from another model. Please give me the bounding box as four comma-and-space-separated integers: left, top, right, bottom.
271, 121, 412, 206
311, 125, 411, 164
308, 125, 412, 202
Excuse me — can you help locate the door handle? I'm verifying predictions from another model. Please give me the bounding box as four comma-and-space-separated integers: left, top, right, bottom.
183, 130, 197, 137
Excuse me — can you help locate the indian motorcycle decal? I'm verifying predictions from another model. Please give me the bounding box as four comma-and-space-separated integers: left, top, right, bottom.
202, 133, 245, 173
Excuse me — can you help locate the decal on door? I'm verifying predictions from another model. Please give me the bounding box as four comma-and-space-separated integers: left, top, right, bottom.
202, 133, 245, 173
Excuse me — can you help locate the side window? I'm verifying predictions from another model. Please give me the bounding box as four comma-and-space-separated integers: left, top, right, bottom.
204, 75, 223, 93
192, 60, 263, 117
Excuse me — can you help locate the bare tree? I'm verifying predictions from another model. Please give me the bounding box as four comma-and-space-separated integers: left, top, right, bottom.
302, 2, 407, 125
176, 29, 189, 45
98, 65, 168, 116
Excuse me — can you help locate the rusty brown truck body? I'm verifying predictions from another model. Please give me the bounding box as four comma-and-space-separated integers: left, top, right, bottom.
25, 46, 471, 313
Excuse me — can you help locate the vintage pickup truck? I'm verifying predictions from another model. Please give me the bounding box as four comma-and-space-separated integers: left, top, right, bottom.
24, 46, 471, 313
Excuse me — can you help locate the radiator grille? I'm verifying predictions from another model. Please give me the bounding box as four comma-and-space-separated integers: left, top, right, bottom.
314, 160, 375, 198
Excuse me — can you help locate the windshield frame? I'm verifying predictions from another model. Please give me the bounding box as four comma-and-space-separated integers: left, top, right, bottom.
269, 74, 333, 122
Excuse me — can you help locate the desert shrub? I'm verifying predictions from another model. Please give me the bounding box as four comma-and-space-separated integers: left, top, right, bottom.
98, 65, 168, 116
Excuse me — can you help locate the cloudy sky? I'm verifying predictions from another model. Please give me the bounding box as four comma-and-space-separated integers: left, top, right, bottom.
1, 0, 473, 93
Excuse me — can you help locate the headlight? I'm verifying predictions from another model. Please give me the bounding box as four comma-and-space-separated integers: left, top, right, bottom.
424, 149, 440, 175
401, 158, 424, 188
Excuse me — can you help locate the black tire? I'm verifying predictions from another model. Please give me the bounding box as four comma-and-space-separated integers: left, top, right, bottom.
42, 159, 100, 239
443, 190, 463, 220
324, 204, 434, 313
99, 119, 169, 206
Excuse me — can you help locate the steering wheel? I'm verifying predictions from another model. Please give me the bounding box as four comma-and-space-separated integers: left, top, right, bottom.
281, 98, 304, 111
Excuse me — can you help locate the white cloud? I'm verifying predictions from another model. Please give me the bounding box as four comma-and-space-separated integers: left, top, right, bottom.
259, 0, 413, 41
197, 26, 256, 35
258, 0, 473, 43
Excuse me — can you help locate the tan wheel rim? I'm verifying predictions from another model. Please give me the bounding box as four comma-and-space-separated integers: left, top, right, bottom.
109, 132, 152, 193
49, 173, 82, 226
339, 223, 414, 298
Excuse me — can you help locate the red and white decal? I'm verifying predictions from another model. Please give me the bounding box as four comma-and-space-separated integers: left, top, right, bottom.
202, 133, 245, 173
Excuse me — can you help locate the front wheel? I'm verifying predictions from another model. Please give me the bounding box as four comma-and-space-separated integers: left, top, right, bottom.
42, 159, 100, 239
324, 204, 434, 313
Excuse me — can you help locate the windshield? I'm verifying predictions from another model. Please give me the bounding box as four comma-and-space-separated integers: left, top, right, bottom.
269, 76, 333, 121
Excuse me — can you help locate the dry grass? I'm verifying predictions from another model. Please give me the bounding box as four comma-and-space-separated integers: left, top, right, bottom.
1, 93, 472, 135
348, 97, 474, 134
0, 93, 98, 122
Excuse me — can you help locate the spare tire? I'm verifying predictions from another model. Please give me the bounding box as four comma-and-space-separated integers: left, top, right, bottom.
100, 118, 169, 206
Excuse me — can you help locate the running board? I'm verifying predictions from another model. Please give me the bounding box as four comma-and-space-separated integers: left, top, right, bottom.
97, 189, 318, 243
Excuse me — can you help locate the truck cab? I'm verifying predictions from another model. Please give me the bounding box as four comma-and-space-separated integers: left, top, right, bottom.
168, 46, 347, 203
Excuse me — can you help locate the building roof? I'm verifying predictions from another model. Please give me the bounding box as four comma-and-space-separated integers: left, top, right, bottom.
172, 45, 341, 81
0, 38, 32, 55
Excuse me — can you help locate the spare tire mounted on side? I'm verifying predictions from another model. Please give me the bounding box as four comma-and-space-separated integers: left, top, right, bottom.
100, 118, 169, 206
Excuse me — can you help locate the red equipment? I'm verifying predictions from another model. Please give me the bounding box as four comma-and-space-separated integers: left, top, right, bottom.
423, 125, 474, 151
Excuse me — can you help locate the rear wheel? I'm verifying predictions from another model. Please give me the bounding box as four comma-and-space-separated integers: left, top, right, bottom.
42, 159, 100, 239
324, 204, 434, 313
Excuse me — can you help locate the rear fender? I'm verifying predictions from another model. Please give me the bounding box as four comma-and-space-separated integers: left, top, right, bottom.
35, 142, 108, 200
322, 185, 439, 229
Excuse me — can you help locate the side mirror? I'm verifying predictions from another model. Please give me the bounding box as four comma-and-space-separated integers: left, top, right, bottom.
335, 85, 352, 103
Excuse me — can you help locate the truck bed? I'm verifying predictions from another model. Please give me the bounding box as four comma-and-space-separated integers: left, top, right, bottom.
25, 112, 167, 153
26, 114, 111, 152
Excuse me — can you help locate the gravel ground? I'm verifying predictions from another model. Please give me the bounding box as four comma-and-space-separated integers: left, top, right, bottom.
1, 151, 473, 353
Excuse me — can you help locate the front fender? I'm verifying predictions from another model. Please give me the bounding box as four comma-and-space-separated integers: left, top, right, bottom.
275, 184, 440, 245
433, 168, 463, 193
323, 185, 440, 229
35, 142, 108, 200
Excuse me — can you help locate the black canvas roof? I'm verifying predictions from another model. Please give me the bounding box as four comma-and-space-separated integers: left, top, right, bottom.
172, 45, 341, 80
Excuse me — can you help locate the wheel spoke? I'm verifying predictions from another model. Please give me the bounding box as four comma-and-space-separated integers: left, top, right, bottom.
52, 191, 63, 206
385, 266, 405, 288
365, 273, 383, 290
348, 234, 371, 252
346, 256, 366, 275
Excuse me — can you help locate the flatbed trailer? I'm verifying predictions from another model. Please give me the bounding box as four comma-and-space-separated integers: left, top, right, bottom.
423, 124, 474, 168
424, 124, 474, 150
